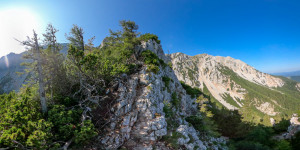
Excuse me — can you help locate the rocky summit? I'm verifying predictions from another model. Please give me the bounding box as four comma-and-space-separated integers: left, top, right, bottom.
99, 40, 226, 150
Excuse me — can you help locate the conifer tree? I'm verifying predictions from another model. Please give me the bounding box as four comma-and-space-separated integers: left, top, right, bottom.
19, 30, 47, 113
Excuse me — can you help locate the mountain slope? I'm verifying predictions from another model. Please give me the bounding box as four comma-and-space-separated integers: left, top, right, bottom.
0, 52, 29, 94
0, 43, 69, 94
287, 76, 300, 82
169, 53, 300, 124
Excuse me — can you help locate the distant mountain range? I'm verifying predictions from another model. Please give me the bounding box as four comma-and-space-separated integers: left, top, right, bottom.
272, 70, 300, 77
272, 70, 300, 82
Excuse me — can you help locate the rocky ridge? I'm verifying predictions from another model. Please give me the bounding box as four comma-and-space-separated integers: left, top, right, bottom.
99, 40, 227, 150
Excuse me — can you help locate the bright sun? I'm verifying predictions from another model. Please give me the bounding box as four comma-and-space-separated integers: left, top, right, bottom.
0, 8, 42, 57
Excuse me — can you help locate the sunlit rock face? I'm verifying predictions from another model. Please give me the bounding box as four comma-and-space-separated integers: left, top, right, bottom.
296, 83, 300, 92
168, 52, 285, 111
99, 40, 227, 150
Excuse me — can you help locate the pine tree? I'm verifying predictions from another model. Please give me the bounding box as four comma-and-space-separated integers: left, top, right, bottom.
43, 24, 67, 98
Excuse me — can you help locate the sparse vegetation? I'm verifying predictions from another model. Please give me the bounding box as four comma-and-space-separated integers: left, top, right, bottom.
180, 81, 203, 98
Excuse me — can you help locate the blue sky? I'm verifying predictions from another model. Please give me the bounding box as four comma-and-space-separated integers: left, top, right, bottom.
1, 0, 300, 73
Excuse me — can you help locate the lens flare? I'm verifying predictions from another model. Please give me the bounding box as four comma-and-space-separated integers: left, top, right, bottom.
4, 55, 9, 68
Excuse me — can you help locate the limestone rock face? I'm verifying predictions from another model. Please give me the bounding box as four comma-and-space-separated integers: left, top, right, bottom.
296, 83, 300, 92
168, 53, 285, 110
100, 41, 227, 150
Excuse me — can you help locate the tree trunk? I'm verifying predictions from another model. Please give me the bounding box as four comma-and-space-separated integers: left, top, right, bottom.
33, 30, 47, 113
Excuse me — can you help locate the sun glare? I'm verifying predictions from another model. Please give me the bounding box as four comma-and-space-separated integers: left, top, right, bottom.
0, 8, 42, 58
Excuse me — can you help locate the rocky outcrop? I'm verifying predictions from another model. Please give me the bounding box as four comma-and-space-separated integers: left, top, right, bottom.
274, 114, 300, 140
296, 83, 300, 92
168, 53, 285, 110
255, 102, 278, 116
99, 40, 227, 150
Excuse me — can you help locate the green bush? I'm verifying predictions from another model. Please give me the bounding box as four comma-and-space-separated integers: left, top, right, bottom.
141, 50, 166, 74
275, 140, 292, 150
233, 141, 271, 150
48, 105, 96, 143
273, 118, 290, 134
180, 81, 202, 99
162, 76, 171, 87
141, 50, 161, 66
139, 33, 161, 44
161, 132, 185, 149
0, 88, 52, 149
147, 64, 160, 74
171, 92, 180, 108
185, 115, 219, 137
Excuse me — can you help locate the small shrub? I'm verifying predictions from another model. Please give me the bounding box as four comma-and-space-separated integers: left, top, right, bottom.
141, 50, 165, 74
139, 33, 161, 44
147, 64, 160, 74
171, 92, 180, 108
180, 81, 203, 99
162, 76, 171, 87
141, 50, 160, 66
161, 132, 185, 149
48, 105, 96, 144
273, 118, 290, 134
147, 85, 153, 91
167, 62, 173, 68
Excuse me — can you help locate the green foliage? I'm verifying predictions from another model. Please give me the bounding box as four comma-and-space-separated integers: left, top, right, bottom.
0, 87, 52, 149
291, 131, 300, 150
47, 105, 81, 141
196, 95, 214, 118
47, 105, 96, 144
245, 125, 274, 145
232, 141, 271, 150
162, 76, 171, 87
161, 132, 185, 149
141, 50, 168, 73
163, 101, 179, 130
180, 81, 202, 99
163, 101, 174, 118
167, 62, 173, 68
139, 33, 161, 44
147, 64, 160, 74
74, 120, 97, 144
171, 92, 180, 108
141, 50, 161, 66
275, 140, 292, 150
273, 118, 291, 134
185, 115, 219, 137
